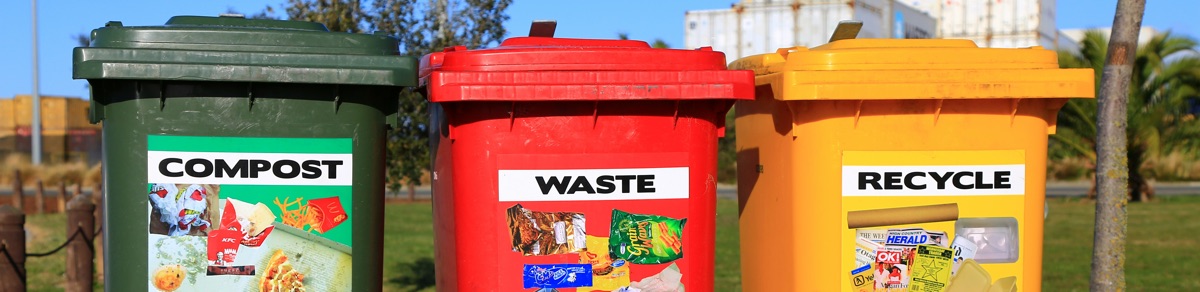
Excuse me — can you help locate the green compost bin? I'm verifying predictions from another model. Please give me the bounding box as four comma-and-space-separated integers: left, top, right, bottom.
72, 15, 416, 291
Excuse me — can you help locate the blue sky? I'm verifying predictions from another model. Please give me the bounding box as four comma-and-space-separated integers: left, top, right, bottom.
1, 0, 1195, 100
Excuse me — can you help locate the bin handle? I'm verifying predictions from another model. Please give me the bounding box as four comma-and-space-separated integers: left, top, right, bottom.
529, 20, 557, 37
828, 20, 863, 43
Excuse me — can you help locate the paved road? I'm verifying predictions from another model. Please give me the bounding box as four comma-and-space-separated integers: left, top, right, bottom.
8, 182, 1199, 200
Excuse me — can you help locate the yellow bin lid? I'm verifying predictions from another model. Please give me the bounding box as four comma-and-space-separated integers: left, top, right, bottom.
729, 39, 1095, 100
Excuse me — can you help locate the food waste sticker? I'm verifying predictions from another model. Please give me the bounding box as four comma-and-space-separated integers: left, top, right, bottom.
146, 135, 353, 291
841, 150, 1026, 196
523, 264, 593, 289
909, 245, 954, 292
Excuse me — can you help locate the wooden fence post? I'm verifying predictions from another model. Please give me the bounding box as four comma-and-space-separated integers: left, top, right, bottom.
58, 182, 68, 213
66, 195, 96, 292
92, 183, 104, 281
34, 180, 45, 214
0, 205, 26, 292
10, 171, 22, 211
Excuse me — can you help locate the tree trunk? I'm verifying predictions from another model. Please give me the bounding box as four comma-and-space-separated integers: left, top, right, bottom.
408, 182, 416, 201
1091, 0, 1145, 291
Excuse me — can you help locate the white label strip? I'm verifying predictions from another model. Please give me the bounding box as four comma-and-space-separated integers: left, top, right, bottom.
147, 151, 353, 186
842, 165, 1025, 196
498, 167, 689, 202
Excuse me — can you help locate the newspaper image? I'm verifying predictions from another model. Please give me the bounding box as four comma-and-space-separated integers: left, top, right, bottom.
908, 245, 953, 292
950, 235, 978, 275
874, 245, 912, 291
856, 237, 882, 268
858, 229, 888, 244
885, 228, 949, 248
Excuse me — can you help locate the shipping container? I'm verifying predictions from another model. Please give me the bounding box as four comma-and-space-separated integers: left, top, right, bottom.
0, 95, 102, 164
903, 0, 1069, 51
684, 0, 936, 63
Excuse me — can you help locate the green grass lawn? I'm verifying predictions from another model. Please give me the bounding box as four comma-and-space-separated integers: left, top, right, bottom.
20, 197, 1200, 291
1043, 196, 1200, 291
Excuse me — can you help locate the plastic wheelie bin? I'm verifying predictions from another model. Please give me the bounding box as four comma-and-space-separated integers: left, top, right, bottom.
730, 39, 1094, 292
73, 15, 416, 291
422, 33, 753, 291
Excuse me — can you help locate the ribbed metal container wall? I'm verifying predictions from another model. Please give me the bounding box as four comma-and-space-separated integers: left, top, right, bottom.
684, 0, 937, 63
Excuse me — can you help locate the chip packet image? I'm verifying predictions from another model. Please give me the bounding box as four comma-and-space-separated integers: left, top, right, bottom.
609, 209, 686, 265
506, 204, 586, 256
523, 264, 593, 289
578, 235, 631, 291
909, 244, 953, 292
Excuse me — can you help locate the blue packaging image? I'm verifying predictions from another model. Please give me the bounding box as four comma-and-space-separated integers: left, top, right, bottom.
523, 264, 593, 289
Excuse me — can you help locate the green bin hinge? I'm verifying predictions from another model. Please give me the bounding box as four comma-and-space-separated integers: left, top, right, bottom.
88, 92, 104, 124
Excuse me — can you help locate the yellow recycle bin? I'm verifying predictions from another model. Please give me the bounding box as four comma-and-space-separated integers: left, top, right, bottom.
730, 39, 1094, 292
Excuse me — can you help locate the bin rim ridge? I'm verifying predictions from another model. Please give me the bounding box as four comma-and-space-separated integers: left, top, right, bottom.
729, 39, 1096, 100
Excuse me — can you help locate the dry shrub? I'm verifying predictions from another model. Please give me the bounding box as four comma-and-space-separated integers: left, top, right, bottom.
1148, 151, 1200, 181
39, 161, 89, 186
0, 154, 40, 185
1048, 156, 1093, 181
0, 153, 101, 187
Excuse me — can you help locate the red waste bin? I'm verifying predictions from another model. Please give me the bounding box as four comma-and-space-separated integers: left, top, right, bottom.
422, 36, 753, 291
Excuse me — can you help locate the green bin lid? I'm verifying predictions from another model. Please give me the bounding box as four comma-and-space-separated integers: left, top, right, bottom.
73, 15, 417, 86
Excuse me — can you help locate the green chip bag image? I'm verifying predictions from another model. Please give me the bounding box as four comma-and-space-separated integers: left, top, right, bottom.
609, 209, 686, 264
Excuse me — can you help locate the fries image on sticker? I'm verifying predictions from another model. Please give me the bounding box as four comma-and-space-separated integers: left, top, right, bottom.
274, 196, 348, 234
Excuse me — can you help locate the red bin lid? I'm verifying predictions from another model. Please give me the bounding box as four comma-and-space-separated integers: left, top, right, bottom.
421, 37, 754, 102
